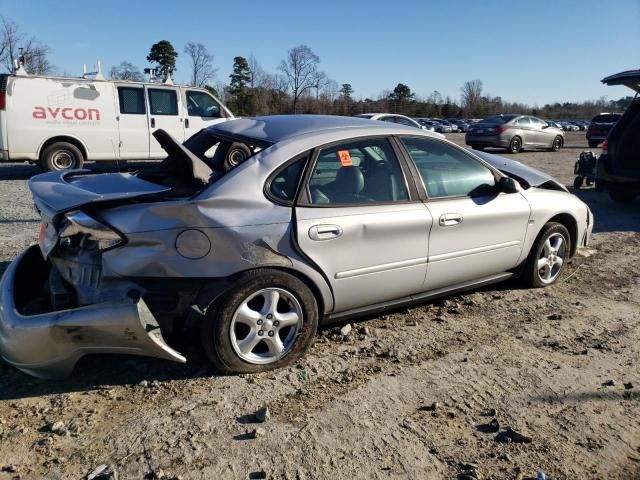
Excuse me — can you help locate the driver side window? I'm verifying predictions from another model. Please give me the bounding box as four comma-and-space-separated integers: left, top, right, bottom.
186, 91, 221, 118
307, 138, 409, 205
401, 137, 496, 198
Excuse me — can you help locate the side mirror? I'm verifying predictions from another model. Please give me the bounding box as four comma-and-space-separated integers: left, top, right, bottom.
498, 176, 519, 194
542, 124, 549, 129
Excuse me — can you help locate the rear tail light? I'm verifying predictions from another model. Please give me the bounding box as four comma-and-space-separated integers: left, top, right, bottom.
601, 139, 608, 154
0, 74, 6, 111
495, 126, 508, 133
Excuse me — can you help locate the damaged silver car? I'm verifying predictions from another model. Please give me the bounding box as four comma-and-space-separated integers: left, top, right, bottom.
0, 115, 594, 378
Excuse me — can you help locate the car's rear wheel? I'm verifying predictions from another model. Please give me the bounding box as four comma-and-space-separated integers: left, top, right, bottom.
550, 136, 563, 152
524, 222, 570, 288
201, 269, 318, 373
508, 136, 522, 154
471, 145, 484, 151
588, 140, 599, 148
40, 142, 84, 172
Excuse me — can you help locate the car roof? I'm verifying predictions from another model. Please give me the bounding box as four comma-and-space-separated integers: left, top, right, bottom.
206, 114, 414, 143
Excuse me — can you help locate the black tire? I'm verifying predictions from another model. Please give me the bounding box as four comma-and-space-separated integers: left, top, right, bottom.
523, 222, 571, 288
200, 269, 319, 374
471, 145, 484, 151
223, 142, 252, 172
508, 136, 522, 154
550, 136, 563, 152
573, 176, 584, 190
608, 189, 637, 204
588, 140, 599, 148
40, 142, 84, 172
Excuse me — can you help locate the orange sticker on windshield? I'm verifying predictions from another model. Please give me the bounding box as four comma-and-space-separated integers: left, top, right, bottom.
337, 150, 352, 166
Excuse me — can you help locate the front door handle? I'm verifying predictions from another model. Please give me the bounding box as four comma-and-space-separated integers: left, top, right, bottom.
309, 224, 343, 241
185, 118, 189, 128
439, 213, 463, 227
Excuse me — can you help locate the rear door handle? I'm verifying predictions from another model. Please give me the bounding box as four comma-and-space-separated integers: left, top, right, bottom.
439, 213, 463, 227
150, 118, 155, 128
309, 224, 343, 241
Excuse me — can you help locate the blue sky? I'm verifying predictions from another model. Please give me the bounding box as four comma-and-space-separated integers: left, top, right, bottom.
2, 0, 639, 105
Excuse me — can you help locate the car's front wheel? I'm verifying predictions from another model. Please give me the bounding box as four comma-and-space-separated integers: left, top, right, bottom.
524, 222, 571, 288
201, 269, 318, 373
550, 136, 563, 152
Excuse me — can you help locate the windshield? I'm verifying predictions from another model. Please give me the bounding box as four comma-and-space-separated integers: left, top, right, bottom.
479, 115, 517, 125
591, 113, 622, 124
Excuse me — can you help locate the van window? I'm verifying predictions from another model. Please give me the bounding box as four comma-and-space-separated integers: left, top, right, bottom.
148, 89, 178, 116
186, 91, 221, 118
118, 87, 146, 115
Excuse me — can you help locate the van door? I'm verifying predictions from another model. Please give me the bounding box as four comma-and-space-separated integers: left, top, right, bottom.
115, 85, 149, 159
146, 86, 185, 158
182, 89, 228, 138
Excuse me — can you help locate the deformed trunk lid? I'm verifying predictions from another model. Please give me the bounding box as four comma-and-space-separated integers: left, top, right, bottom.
29, 170, 171, 215
601, 70, 640, 93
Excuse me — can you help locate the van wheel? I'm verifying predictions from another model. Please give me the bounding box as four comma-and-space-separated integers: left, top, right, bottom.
41, 142, 84, 172
223, 142, 252, 171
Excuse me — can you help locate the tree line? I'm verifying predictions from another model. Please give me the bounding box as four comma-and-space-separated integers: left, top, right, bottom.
0, 17, 632, 120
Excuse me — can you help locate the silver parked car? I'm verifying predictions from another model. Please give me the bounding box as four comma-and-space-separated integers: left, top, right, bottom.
0, 116, 593, 379
466, 114, 565, 153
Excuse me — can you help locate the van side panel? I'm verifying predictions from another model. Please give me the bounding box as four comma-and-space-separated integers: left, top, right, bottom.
6, 76, 119, 161
0, 74, 8, 160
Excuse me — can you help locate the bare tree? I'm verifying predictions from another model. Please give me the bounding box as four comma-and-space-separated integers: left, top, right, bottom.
0, 17, 54, 74
461, 79, 483, 116
109, 61, 144, 81
248, 54, 266, 89
278, 45, 320, 113
184, 42, 216, 87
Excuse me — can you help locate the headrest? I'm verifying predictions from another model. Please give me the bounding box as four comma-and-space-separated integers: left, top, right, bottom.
335, 166, 364, 194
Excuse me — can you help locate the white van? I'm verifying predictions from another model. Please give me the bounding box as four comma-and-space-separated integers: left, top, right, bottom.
0, 72, 234, 171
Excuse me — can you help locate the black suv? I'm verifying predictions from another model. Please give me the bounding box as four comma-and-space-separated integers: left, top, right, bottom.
596, 70, 640, 203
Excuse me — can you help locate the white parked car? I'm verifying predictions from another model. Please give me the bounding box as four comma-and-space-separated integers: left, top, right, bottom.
0, 72, 233, 171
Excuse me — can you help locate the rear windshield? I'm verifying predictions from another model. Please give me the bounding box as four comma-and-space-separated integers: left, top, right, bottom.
479, 115, 517, 125
591, 113, 622, 124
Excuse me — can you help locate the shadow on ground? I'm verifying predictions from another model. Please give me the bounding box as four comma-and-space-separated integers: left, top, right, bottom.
572, 188, 640, 233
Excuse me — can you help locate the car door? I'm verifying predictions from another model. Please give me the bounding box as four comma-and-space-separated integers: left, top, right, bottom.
514, 116, 534, 146
115, 85, 150, 159
146, 86, 185, 158
295, 136, 432, 313
182, 89, 228, 138
398, 136, 531, 291
530, 117, 550, 146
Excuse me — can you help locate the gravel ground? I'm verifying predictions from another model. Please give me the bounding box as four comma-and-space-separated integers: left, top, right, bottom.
0, 132, 639, 480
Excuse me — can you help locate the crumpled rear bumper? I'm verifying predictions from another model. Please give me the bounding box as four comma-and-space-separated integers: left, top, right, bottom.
0, 245, 186, 379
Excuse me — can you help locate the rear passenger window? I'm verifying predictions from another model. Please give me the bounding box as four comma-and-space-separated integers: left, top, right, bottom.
148, 89, 178, 115
118, 87, 146, 115
269, 157, 307, 203
401, 137, 496, 198
307, 138, 409, 205
516, 117, 531, 126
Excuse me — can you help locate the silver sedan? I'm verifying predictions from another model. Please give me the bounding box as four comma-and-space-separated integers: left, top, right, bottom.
0, 115, 593, 378
465, 114, 565, 153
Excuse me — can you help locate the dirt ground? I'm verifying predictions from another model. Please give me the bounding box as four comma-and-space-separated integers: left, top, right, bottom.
0, 132, 639, 480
